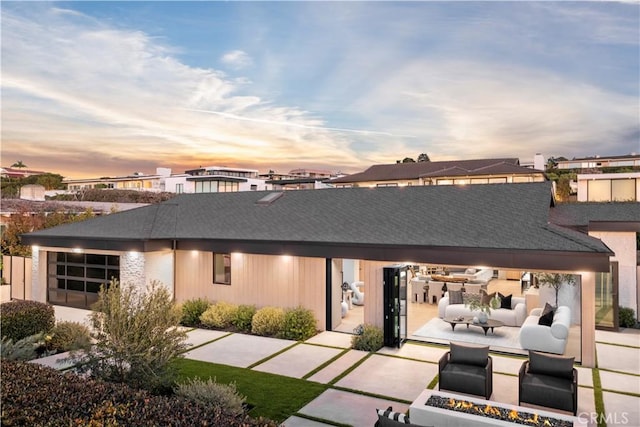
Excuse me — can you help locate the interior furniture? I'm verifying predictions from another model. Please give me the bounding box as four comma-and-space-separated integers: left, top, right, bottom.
343, 289, 353, 309
438, 342, 493, 399
519, 305, 571, 354
443, 316, 505, 335
350, 281, 365, 306
410, 277, 428, 303
427, 281, 444, 304
519, 351, 578, 415
463, 283, 484, 294
451, 268, 494, 285
438, 292, 527, 326
445, 282, 464, 292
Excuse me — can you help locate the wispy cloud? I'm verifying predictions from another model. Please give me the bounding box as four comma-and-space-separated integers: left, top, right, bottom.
221, 50, 253, 70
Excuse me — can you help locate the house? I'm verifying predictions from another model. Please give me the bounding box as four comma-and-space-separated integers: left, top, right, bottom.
64, 168, 174, 192
328, 158, 546, 188
556, 153, 640, 172
550, 202, 640, 328
22, 182, 616, 367
260, 168, 336, 190
0, 167, 48, 179
575, 172, 640, 202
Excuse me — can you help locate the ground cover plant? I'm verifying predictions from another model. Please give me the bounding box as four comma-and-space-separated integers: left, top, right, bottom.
176, 358, 327, 423
1, 361, 276, 426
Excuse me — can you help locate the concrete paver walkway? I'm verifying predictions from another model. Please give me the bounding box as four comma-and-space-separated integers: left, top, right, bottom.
49, 307, 640, 427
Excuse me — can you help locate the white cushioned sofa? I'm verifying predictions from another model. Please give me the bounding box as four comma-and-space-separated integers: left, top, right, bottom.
519, 306, 571, 355
438, 292, 527, 327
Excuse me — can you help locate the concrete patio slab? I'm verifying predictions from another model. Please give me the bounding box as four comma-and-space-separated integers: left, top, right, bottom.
602, 391, 640, 427
307, 349, 369, 384
599, 369, 640, 395
575, 366, 594, 388
491, 372, 519, 406
596, 329, 640, 348
297, 388, 410, 427
252, 344, 343, 379
335, 354, 437, 402
53, 306, 92, 326
577, 387, 596, 427
491, 354, 527, 375
280, 416, 333, 427
596, 343, 640, 374
183, 333, 295, 368
185, 329, 230, 348
305, 331, 353, 349
377, 341, 447, 363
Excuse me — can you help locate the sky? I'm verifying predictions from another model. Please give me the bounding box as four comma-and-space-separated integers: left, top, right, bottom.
1, 1, 639, 179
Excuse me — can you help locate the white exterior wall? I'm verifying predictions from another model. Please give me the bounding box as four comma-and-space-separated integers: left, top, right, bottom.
590, 231, 638, 319
144, 251, 174, 297
577, 173, 640, 202
163, 175, 195, 193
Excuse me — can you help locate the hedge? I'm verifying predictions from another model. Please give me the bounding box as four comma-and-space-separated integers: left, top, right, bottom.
0, 300, 55, 341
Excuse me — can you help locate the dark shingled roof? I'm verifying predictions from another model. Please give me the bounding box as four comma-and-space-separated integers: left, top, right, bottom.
329, 158, 544, 183
550, 202, 640, 232
23, 182, 612, 271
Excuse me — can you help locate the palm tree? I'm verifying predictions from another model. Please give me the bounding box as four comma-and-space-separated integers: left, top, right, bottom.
11, 160, 27, 169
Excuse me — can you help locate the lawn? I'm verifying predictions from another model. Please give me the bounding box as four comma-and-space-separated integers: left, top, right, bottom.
176, 358, 329, 422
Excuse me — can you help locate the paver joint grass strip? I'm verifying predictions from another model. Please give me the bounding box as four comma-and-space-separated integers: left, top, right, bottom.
179, 331, 233, 354
302, 348, 350, 380
426, 374, 439, 390
330, 385, 413, 405
328, 352, 373, 385
595, 340, 640, 349
290, 413, 352, 427
246, 341, 300, 369
592, 350, 607, 427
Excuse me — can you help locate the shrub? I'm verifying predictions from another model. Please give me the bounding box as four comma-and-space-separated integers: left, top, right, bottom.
1, 333, 44, 361
0, 361, 276, 426
180, 298, 211, 326
46, 321, 92, 353
251, 307, 285, 337
281, 307, 317, 341
351, 324, 384, 352
232, 304, 257, 333
68, 280, 188, 394
0, 300, 55, 341
175, 377, 246, 417
200, 301, 238, 329
619, 307, 637, 328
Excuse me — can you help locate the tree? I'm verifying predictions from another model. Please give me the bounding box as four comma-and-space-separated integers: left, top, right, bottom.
556, 175, 572, 201
68, 280, 188, 394
35, 173, 65, 190
536, 273, 576, 307
417, 153, 431, 162
10, 160, 27, 169
401, 157, 415, 163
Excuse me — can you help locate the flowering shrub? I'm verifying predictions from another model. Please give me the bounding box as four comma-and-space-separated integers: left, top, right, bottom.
200, 301, 238, 329
251, 307, 285, 337
180, 298, 211, 327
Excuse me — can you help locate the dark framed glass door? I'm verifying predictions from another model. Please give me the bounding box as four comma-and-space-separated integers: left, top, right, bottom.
383, 265, 408, 347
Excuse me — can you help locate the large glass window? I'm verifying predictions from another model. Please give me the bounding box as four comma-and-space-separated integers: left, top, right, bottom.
588, 180, 611, 201
47, 252, 120, 308
611, 179, 635, 201
213, 253, 231, 285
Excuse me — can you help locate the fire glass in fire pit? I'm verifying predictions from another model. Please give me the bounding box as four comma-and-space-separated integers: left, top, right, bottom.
426, 395, 573, 427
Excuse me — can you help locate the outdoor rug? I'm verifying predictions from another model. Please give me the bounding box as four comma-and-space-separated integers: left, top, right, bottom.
411, 317, 524, 350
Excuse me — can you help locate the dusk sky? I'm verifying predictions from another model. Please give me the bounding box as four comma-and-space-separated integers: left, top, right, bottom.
2, 1, 639, 179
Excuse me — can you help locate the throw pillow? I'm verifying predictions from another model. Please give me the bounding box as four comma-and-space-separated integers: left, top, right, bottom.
528, 351, 575, 379
449, 342, 489, 367
375, 406, 411, 426
541, 302, 555, 317
449, 290, 463, 305
538, 309, 554, 326
498, 293, 512, 309
462, 293, 481, 305
481, 291, 496, 306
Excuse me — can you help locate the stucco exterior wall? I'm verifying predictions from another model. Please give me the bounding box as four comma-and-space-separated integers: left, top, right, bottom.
590, 231, 638, 318
144, 251, 174, 297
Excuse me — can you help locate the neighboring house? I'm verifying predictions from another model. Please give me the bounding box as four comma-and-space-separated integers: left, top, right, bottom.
556, 153, 640, 171
260, 168, 336, 190
1, 167, 47, 179
64, 166, 273, 194
576, 172, 640, 202
22, 182, 614, 367
550, 202, 640, 327
328, 158, 546, 188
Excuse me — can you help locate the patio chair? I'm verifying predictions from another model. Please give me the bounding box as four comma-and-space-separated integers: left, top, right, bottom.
439, 342, 493, 399
519, 351, 578, 415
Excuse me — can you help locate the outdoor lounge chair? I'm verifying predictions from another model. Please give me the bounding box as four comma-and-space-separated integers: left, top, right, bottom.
519, 351, 578, 415
439, 342, 493, 399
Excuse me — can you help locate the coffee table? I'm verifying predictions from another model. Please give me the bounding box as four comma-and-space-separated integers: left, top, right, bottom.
443, 316, 504, 336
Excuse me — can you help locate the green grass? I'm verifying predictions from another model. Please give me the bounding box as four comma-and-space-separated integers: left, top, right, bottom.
175, 358, 328, 422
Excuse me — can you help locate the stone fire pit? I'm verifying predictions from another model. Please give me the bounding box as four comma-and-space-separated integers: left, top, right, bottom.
409, 390, 587, 427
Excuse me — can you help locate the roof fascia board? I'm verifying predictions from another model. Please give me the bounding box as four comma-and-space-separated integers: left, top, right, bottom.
20, 236, 173, 252
588, 221, 640, 232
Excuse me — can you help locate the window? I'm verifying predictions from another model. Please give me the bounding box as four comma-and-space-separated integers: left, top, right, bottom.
176, 183, 184, 194
213, 253, 231, 285
250, 184, 258, 191
611, 179, 635, 201
588, 180, 610, 201
376, 183, 398, 187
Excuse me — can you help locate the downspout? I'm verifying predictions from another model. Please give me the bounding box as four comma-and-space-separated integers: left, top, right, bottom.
325, 258, 332, 331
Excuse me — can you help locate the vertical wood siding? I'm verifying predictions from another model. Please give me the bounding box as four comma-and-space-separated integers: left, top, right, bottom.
174, 251, 327, 330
